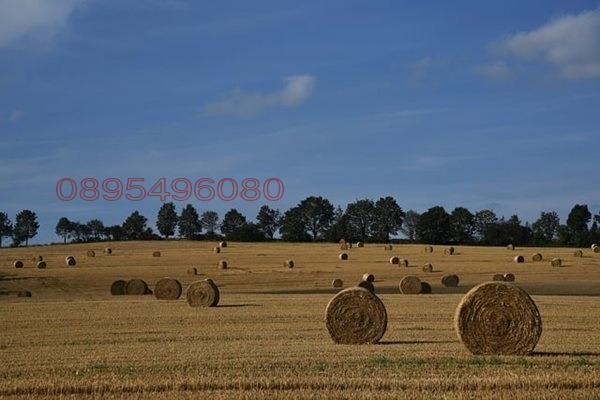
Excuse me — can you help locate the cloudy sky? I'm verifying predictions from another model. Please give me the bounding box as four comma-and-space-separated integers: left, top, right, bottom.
1, 0, 599, 243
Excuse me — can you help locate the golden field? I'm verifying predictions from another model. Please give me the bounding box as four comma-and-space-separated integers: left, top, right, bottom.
1, 241, 599, 399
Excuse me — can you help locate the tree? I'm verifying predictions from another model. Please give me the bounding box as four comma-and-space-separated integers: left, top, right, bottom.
345, 199, 375, 241
415, 206, 451, 244
279, 206, 311, 242
55, 217, 72, 244
450, 207, 474, 244
473, 209, 498, 241
0, 212, 13, 248
156, 202, 178, 239
372, 196, 404, 243
325, 205, 353, 242
122, 211, 149, 240
532, 211, 560, 245
105, 225, 125, 241
200, 210, 220, 235
256, 205, 281, 239
178, 204, 201, 240
567, 204, 591, 246
227, 222, 264, 242
220, 209, 247, 239
87, 219, 105, 241
13, 210, 39, 247
400, 210, 420, 242
298, 196, 334, 240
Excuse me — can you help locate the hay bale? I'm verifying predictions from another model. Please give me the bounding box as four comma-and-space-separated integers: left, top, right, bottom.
153, 251, 161, 257
104, 247, 112, 255
36, 261, 46, 269
339, 238, 346, 244
357, 280, 375, 293
284, 259, 295, 269
551, 258, 562, 267
592, 244, 599, 253
65, 256, 76, 267
503, 273, 515, 282
186, 279, 220, 307
217, 260, 228, 269
444, 246, 455, 255
154, 278, 182, 300
420, 282, 432, 294
399, 258, 409, 268
125, 279, 148, 295
573, 249, 583, 257
399, 275, 422, 294
507, 244, 515, 251
87, 250, 95, 257
33, 255, 43, 262
424, 246, 433, 253
213, 246, 221, 254
362, 273, 375, 283
454, 281, 542, 355
347, 242, 353, 249
324, 287, 387, 344
492, 274, 505, 282
532, 253, 543, 262
422, 263, 433, 273
332, 278, 344, 288
338, 252, 348, 261
514, 255, 524, 263
187, 266, 198, 275
340, 243, 349, 250
17, 290, 32, 297
219, 241, 227, 248
442, 274, 459, 287
591, 243, 598, 250
356, 241, 364, 248
110, 280, 127, 295
384, 244, 393, 251
14, 260, 24, 269
389, 256, 400, 265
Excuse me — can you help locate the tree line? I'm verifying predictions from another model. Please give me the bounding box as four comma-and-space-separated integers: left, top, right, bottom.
1, 198, 599, 247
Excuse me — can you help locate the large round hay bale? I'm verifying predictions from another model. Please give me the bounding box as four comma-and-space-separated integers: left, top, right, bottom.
154, 278, 182, 300
444, 246, 455, 255
213, 246, 221, 254
551, 258, 562, 267
573, 249, 583, 257
219, 241, 227, 248
65, 256, 76, 267
187, 266, 198, 275
284, 259, 295, 269
104, 247, 112, 255
186, 279, 220, 307
125, 279, 148, 295
420, 282, 432, 294
442, 274, 459, 287
389, 256, 400, 265
36, 261, 46, 269
362, 273, 375, 283
357, 280, 375, 293
87, 250, 95, 257
338, 252, 348, 261
332, 278, 344, 288
324, 287, 387, 344
507, 244, 515, 251
422, 263, 433, 273
152, 251, 161, 257
217, 260, 228, 269
503, 273, 515, 282
110, 280, 127, 295
514, 255, 524, 263
424, 245, 433, 253
340, 243, 349, 250
454, 281, 542, 355
384, 244, 393, 251
356, 241, 364, 248
399, 275, 422, 294
14, 260, 24, 269
492, 274, 505, 282
399, 258, 409, 268
532, 253, 543, 262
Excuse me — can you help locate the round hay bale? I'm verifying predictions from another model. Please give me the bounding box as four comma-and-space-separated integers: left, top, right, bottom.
217, 260, 228, 269
591, 243, 598, 250
399, 258, 409, 268
186, 279, 220, 307
65, 256, 76, 267
213, 246, 221, 254
87, 250, 95, 257
152, 251, 161, 257
36, 261, 46, 269
444, 246, 455, 255
362, 273, 375, 283
338, 252, 348, 261
551, 258, 562, 267
422, 263, 433, 273
154, 278, 182, 300
389, 256, 400, 265
104, 247, 112, 255
17, 290, 32, 297
219, 241, 227, 248
340, 243, 349, 250
507, 244, 515, 251
420, 282, 432, 294
347, 242, 353, 249
503, 273, 515, 282
332, 278, 344, 288
284, 259, 295, 269
187, 266, 198, 275
339, 238, 346, 244
442, 274, 459, 287
14, 260, 24, 269
424, 245, 433, 253
573, 249, 583, 257
399, 275, 422, 294
592, 244, 599, 253
110, 280, 127, 295
33, 255, 43, 262
532, 253, 543, 262
356, 241, 364, 248
324, 287, 387, 344
454, 281, 542, 355
125, 279, 148, 295
384, 244, 393, 251
492, 274, 505, 282
357, 280, 375, 293
514, 255, 524, 263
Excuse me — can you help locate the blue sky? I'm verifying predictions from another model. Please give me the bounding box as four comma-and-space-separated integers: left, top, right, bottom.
1, 0, 599, 244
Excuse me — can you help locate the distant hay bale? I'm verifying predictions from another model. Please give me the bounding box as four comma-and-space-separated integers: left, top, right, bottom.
217, 260, 228, 269
339, 239, 346, 244
573, 249, 583, 257
154, 278, 182, 300
444, 246, 455, 255
14, 260, 24, 269
340, 243, 349, 250
503, 273, 515, 282
17, 290, 32, 297
592, 243, 598, 250
65, 256, 76, 267
592, 244, 599, 253
356, 241, 364, 248
338, 252, 348, 261
187, 266, 198, 275
422, 263, 433, 273
362, 273, 375, 283
324, 287, 387, 344
33, 255, 43, 262
389, 256, 400, 265
186, 279, 220, 307
507, 244, 515, 251
399, 258, 409, 268
87, 250, 95, 257
492, 274, 505, 282
284, 259, 295, 269
357, 280, 375, 293
213, 246, 221, 254
420, 282, 432, 294
424, 246, 433, 253
332, 278, 344, 288
551, 258, 562, 267
442, 274, 459, 287
219, 241, 227, 248
454, 281, 542, 355
104, 247, 112, 255
153, 251, 161, 257
532, 253, 543, 262
36, 261, 46, 269
384, 244, 393, 251
399, 275, 422, 294
514, 255, 524, 263
125, 279, 148, 295
110, 280, 127, 295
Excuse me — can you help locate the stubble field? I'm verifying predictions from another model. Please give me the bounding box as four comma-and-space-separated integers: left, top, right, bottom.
1, 241, 599, 399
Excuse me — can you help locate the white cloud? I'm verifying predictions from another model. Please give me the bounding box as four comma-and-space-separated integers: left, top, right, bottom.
495, 8, 600, 79
205, 75, 315, 117
0, 0, 84, 48
473, 61, 512, 81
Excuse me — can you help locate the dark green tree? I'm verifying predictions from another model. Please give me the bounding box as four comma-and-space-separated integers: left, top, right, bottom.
298, 196, 334, 240
13, 210, 39, 247
450, 207, 474, 244
400, 210, 420, 242
532, 211, 560, 245
55, 217, 72, 244
325, 205, 353, 242
178, 204, 201, 239
415, 206, 451, 244
256, 205, 281, 239
87, 219, 105, 241
105, 225, 125, 241
473, 209, 498, 242
345, 199, 375, 241
200, 210, 220, 236
156, 202, 178, 238
280, 206, 311, 242
121, 211, 149, 240
0, 212, 13, 248
372, 196, 404, 243
220, 209, 247, 239
567, 204, 591, 246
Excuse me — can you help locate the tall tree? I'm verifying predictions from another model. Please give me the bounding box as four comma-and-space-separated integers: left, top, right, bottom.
473, 209, 498, 241
105, 225, 125, 241
0, 212, 13, 248
156, 202, 178, 239
178, 204, 201, 239
325, 205, 352, 242
220, 209, 247, 239
87, 219, 105, 241
567, 204, 591, 246
532, 211, 560, 245
372, 196, 404, 243
256, 205, 281, 239
400, 210, 420, 242
279, 206, 311, 242
345, 199, 375, 241
450, 207, 474, 244
200, 210, 220, 235
55, 217, 72, 244
13, 210, 39, 247
121, 211, 149, 240
415, 206, 451, 244
298, 196, 334, 240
